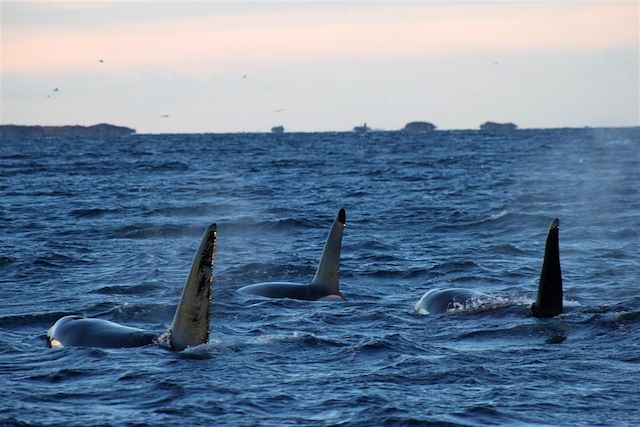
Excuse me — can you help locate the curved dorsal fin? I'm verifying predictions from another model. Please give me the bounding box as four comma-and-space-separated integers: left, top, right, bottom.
166, 224, 217, 350
531, 218, 563, 318
310, 208, 346, 296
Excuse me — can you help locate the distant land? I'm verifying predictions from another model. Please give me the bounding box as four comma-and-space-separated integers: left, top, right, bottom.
402, 121, 437, 133
479, 121, 518, 133
0, 124, 136, 138
2, 122, 637, 137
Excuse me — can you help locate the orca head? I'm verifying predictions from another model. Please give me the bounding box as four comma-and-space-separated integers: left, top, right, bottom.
47, 315, 83, 348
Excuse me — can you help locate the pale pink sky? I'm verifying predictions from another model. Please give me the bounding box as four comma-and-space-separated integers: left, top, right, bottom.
1, 1, 638, 132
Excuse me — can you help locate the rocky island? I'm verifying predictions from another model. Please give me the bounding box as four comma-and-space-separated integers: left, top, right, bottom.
479, 121, 517, 133
0, 123, 136, 139
402, 121, 436, 133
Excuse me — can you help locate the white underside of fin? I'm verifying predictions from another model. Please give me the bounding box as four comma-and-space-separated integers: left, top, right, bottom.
169, 224, 216, 351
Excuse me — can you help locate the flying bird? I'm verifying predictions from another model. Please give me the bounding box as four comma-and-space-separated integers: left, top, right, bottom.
160, 114, 170, 118
273, 108, 285, 113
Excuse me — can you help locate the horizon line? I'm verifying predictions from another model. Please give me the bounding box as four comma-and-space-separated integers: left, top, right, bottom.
2, 122, 639, 136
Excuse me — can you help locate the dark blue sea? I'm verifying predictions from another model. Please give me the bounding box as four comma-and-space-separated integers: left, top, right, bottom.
1, 128, 639, 426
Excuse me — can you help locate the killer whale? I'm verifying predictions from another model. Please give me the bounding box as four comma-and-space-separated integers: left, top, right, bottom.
414, 218, 563, 318
237, 208, 346, 301
47, 224, 217, 350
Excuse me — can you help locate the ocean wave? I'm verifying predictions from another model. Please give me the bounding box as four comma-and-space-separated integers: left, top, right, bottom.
146, 204, 225, 218
490, 243, 528, 255
353, 333, 417, 354
251, 331, 344, 348
399, 267, 431, 279
606, 229, 639, 240
432, 212, 550, 232
104, 302, 174, 324
132, 160, 190, 172
453, 404, 512, 426
428, 260, 480, 274
110, 223, 205, 239
69, 208, 118, 219
0, 255, 15, 266
28, 368, 96, 384
457, 321, 569, 342
0, 311, 75, 329
581, 303, 640, 329
224, 217, 318, 233
89, 283, 158, 295
360, 267, 406, 278
33, 252, 92, 268
590, 310, 640, 328
222, 262, 312, 285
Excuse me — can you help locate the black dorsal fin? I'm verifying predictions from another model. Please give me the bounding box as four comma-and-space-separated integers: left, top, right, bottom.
531, 218, 563, 318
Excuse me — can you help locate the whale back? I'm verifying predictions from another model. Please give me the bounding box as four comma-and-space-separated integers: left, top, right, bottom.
160, 224, 217, 350
310, 208, 346, 297
531, 218, 563, 318
48, 316, 157, 348
238, 282, 314, 300
414, 288, 487, 315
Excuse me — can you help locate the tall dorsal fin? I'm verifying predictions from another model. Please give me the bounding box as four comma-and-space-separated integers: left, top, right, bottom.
164, 224, 217, 350
531, 218, 563, 318
310, 208, 346, 296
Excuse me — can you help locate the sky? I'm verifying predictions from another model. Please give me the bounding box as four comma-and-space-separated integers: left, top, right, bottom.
1, 1, 638, 133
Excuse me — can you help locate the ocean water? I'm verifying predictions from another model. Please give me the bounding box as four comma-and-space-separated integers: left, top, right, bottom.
1, 128, 639, 426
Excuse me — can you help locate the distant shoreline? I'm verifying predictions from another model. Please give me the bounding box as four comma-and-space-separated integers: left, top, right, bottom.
0, 124, 136, 138
135, 125, 639, 135
1, 123, 638, 138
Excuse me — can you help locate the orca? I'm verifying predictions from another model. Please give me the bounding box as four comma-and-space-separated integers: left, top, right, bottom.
47, 224, 217, 350
414, 218, 563, 317
237, 208, 346, 301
